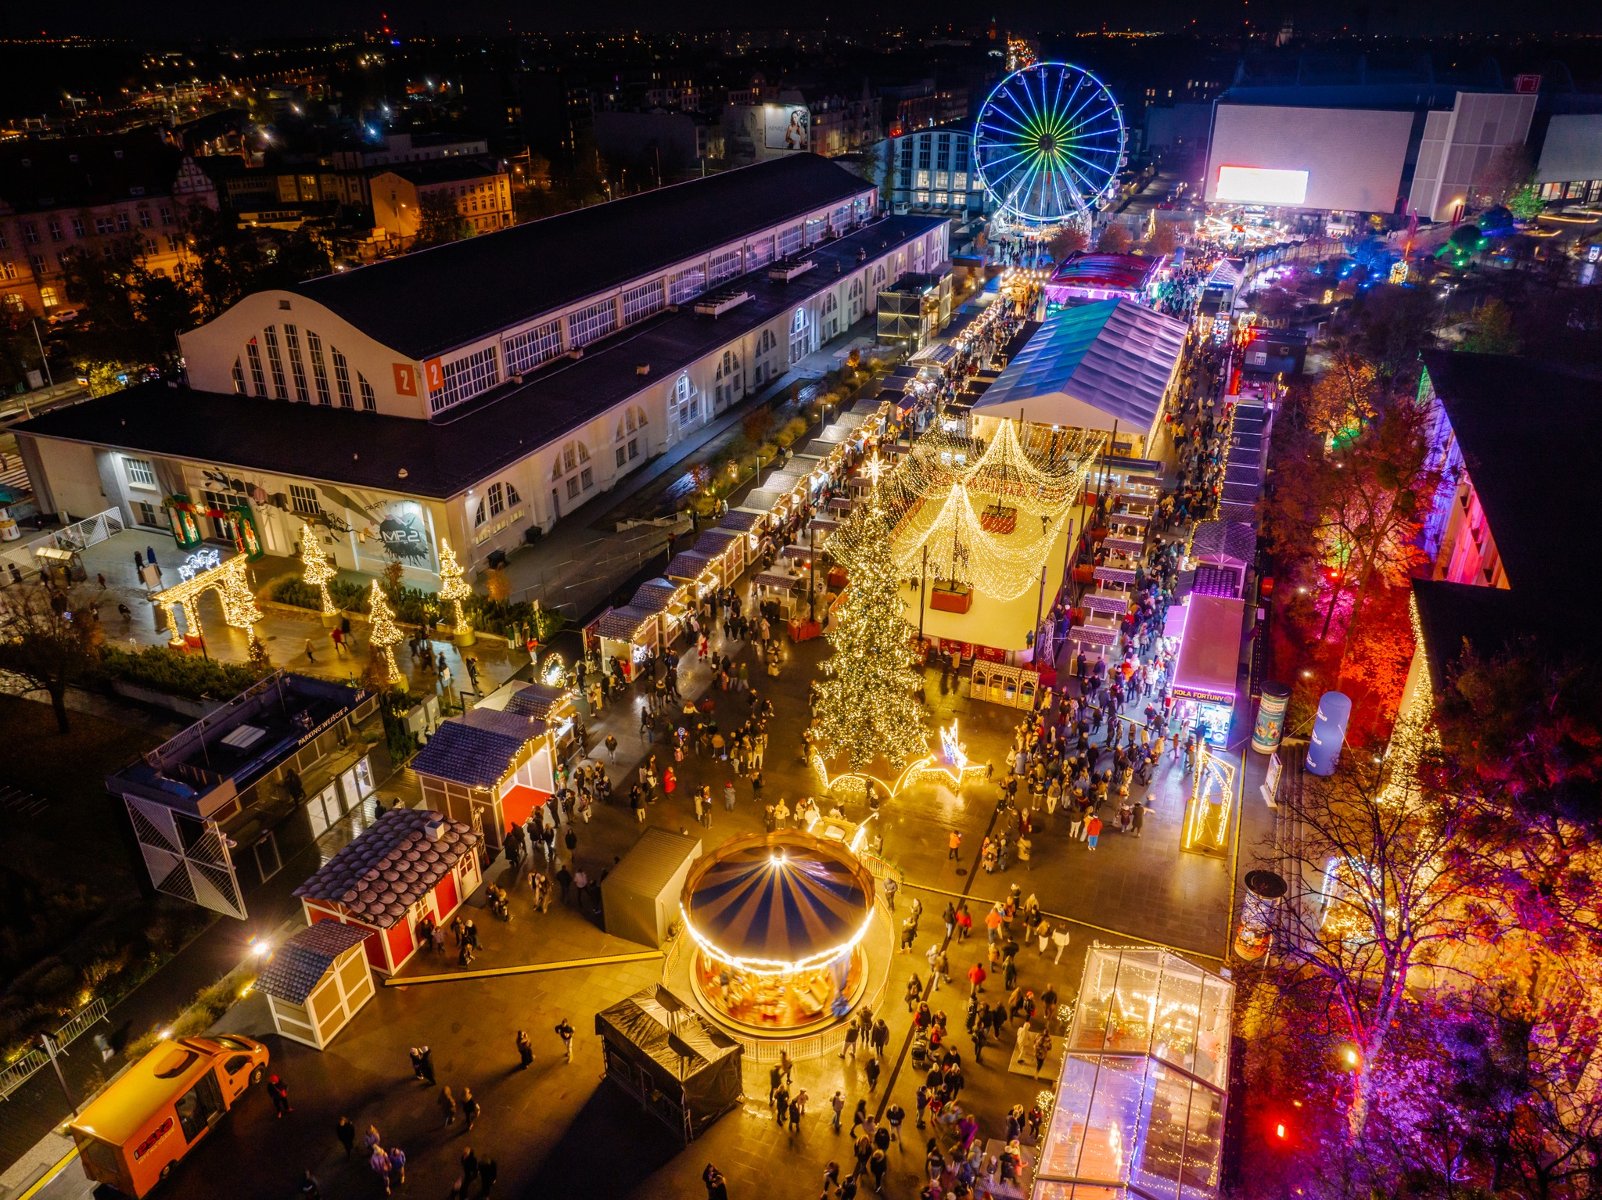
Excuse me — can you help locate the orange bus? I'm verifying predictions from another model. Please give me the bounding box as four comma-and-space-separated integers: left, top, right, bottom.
69, 1034, 270, 1197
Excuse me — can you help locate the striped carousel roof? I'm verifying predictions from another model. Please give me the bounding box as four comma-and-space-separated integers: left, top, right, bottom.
681, 832, 876, 971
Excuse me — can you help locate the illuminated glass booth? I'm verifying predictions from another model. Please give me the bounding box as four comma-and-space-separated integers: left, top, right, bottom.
1033, 946, 1234, 1200
681, 832, 877, 1036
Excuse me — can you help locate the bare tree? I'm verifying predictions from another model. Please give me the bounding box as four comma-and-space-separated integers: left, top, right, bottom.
0, 586, 102, 733
1270, 720, 1494, 1139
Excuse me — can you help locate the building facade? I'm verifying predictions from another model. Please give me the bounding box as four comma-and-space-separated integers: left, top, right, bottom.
0, 135, 218, 318
17, 157, 948, 593
370, 159, 514, 244
875, 127, 987, 220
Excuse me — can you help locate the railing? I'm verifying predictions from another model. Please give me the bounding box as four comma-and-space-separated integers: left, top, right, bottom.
1, 506, 126, 577
0, 996, 108, 1101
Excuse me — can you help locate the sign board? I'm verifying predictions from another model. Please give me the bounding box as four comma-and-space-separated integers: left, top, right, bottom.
424, 358, 445, 392
1260, 752, 1282, 808
1513, 74, 1542, 94
392, 363, 418, 396
764, 105, 810, 151
377, 504, 433, 568
1214, 165, 1309, 206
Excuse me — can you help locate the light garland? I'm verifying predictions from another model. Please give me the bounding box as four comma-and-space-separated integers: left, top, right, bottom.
681, 908, 877, 978
299, 523, 337, 616
893, 481, 1069, 601
1182, 746, 1235, 855
365, 580, 405, 687
436, 537, 473, 639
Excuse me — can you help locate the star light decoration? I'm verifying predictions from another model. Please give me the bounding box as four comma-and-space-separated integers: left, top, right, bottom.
809, 717, 990, 802
365, 580, 405, 687
299, 523, 338, 616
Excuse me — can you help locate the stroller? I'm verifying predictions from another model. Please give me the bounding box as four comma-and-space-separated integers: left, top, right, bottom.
910, 1032, 932, 1072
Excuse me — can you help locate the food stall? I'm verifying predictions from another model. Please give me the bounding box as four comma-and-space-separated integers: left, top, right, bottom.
1033, 944, 1234, 1200
413, 706, 557, 849
1169, 595, 1247, 746
258, 920, 377, 1050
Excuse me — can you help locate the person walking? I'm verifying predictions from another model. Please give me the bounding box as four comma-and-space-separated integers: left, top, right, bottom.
478, 1157, 499, 1195
298, 1169, 321, 1198
459, 1148, 479, 1194
886, 1102, 905, 1144
335, 1116, 356, 1159
865, 1056, 881, 1091
439, 1085, 457, 1126
368, 1145, 392, 1195
555, 1017, 575, 1062
386, 1145, 406, 1190
462, 1086, 480, 1132
1052, 925, 1072, 963
267, 1074, 292, 1117
516, 1030, 534, 1069
831, 1090, 846, 1133
947, 830, 962, 861
1086, 813, 1103, 850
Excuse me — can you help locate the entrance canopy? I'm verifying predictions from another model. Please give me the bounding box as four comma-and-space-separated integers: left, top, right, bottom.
973, 300, 1186, 450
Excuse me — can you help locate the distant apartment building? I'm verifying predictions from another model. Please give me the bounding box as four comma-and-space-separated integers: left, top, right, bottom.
593, 110, 724, 177
0, 134, 218, 319
874, 126, 987, 220
370, 159, 513, 244
880, 82, 970, 137
723, 92, 881, 167
329, 132, 492, 211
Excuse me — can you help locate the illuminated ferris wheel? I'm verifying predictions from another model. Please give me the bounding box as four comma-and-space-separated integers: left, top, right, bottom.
973, 62, 1127, 226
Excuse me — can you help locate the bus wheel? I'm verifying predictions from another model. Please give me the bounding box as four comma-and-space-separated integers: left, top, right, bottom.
249, 1065, 265, 1085
160, 1162, 175, 1181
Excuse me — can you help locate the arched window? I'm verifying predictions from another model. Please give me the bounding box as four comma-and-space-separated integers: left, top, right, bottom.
821, 291, 838, 316
872, 262, 887, 290
670, 372, 701, 434
473, 479, 525, 537
715, 349, 742, 407
789, 307, 809, 365
848, 276, 865, 322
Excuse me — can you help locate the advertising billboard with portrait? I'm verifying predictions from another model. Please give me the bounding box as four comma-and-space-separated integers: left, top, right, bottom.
764, 105, 810, 151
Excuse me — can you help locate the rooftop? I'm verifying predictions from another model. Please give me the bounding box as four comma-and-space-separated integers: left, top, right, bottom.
411, 715, 540, 789
374, 158, 506, 186
1420, 350, 1602, 597
1048, 252, 1161, 294
292, 154, 875, 359
257, 921, 374, 1004
20, 213, 943, 500
293, 807, 479, 928
0, 134, 189, 213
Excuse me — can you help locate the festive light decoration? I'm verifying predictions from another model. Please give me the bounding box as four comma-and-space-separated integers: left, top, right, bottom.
365, 580, 405, 687
810, 501, 931, 772
153, 553, 261, 642
436, 537, 474, 645
809, 716, 989, 801
895, 481, 1070, 601
541, 652, 566, 688
299, 523, 337, 616
1183, 745, 1236, 855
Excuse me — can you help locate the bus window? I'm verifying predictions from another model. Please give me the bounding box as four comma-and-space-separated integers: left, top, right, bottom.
224, 1055, 251, 1076
175, 1073, 223, 1143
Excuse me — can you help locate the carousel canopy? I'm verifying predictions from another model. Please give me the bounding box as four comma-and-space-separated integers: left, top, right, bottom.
681, 832, 875, 972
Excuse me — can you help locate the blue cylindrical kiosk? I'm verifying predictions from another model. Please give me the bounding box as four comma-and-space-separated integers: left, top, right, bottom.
1305, 691, 1352, 777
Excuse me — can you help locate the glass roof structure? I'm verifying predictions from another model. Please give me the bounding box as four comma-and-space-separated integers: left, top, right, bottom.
1032, 946, 1235, 1200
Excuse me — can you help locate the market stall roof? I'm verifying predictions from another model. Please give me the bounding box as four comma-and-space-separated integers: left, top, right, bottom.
1033, 945, 1234, 1200
412, 717, 531, 788
1191, 564, 1244, 599
1218, 500, 1257, 523
741, 489, 787, 512
294, 808, 479, 928
1172, 595, 1246, 703
973, 299, 1186, 442
503, 681, 570, 721
665, 551, 714, 580
717, 510, 766, 533
629, 580, 682, 614
681, 832, 875, 969
1190, 521, 1256, 570
754, 572, 805, 593
257, 921, 374, 1004
1221, 481, 1259, 506
695, 528, 745, 554
592, 605, 656, 642
1082, 592, 1130, 616
594, 985, 741, 1083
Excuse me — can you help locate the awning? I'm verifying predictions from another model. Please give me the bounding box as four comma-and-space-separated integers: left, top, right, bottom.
594, 606, 656, 642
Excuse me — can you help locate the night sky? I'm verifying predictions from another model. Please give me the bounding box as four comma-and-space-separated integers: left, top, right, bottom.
1, 0, 1596, 37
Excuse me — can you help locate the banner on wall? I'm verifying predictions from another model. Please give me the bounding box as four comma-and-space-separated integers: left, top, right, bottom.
227, 505, 264, 560
764, 105, 810, 151
376, 502, 435, 570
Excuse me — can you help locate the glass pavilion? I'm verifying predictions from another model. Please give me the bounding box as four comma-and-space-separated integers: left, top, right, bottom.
1033, 946, 1235, 1200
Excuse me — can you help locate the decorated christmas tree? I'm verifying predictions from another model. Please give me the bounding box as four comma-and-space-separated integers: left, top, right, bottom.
247, 633, 273, 675
810, 502, 930, 771
437, 537, 475, 646
366, 580, 405, 687
299, 523, 337, 616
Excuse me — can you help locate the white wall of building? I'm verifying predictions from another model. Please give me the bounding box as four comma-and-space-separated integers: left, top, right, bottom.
1408, 92, 1537, 222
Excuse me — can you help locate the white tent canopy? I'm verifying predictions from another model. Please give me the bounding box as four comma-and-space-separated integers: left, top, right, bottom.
973, 299, 1187, 452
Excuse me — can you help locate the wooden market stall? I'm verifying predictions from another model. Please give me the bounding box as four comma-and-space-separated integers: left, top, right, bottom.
258, 920, 376, 1050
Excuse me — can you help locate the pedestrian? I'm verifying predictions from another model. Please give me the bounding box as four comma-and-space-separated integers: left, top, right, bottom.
303, 637, 315, 664
555, 1017, 575, 1062
831, 1090, 846, 1133
298, 1169, 320, 1198
869, 1148, 889, 1193
1038, 922, 1053, 955
841, 1019, 860, 1060
387, 1145, 406, 1189
967, 961, 987, 995
789, 1094, 803, 1133
516, 1030, 534, 1069
1087, 813, 1102, 850
419, 1044, 436, 1085
947, 830, 962, 860
479, 1156, 499, 1194
606, 733, 618, 762
336, 1115, 356, 1158
865, 1056, 881, 1091
1052, 924, 1071, 963
460, 1148, 479, 1192
368, 1145, 392, 1195
463, 1086, 480, 1131
886, 1102, 905, 1143
703, 1164, 730, 1200
267, 1074, 292, 1117
439, 1085, 457, 1126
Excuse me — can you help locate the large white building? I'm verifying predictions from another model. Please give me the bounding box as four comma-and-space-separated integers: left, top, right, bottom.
17, 156, 949, 588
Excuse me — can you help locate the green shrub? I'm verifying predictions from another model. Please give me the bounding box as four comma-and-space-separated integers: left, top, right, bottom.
124, 963, 257, 1063
96, 646, 267, 702
775, 416, 810, 448
271, 577, 561, 642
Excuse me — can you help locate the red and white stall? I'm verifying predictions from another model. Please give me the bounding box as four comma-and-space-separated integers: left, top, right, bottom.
412, 706, 557, 851
293, 807, 482, 976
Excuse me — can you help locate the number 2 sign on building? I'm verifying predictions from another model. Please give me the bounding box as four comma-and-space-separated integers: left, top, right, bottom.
392, 363, 418, 396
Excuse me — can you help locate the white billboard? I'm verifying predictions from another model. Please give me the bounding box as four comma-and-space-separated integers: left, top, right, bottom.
1215, 166, 1309, 206
1205, 104, 1415, 213
764, 105, 810, 151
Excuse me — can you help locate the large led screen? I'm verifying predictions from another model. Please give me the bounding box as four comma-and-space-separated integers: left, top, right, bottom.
1215, 166, 1309, 205
1205, 104, 1414, 212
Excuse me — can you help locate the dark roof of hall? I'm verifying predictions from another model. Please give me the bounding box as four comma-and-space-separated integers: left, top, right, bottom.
19, 214, 945, 500
1419, 350, 1602, 597
292, 155, 874, 360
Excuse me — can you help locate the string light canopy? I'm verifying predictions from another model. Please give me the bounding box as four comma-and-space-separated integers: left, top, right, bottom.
366, 580, 405, 687
437, 538, 474, 646
895, 482, 1071, 601
299, 523, 338, 617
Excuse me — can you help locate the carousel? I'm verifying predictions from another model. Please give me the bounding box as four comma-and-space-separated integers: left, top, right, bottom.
678, 831, 884, 1038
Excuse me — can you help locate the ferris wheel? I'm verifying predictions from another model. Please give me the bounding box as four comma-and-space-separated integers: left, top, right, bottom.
973, 62, 1126, 227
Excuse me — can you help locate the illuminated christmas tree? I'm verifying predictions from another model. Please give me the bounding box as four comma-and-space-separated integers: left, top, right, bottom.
437, 537, 475, 646
366, 580, 405, 687
299, 523, 337, 617
810, 501, 930, 771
